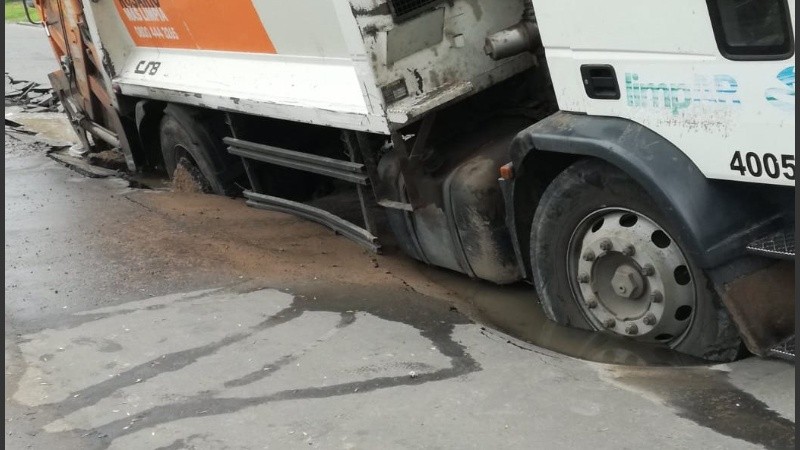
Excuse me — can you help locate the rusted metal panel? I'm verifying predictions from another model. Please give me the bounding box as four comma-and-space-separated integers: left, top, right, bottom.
714, 261, 795, 356
38, 0, 136, 168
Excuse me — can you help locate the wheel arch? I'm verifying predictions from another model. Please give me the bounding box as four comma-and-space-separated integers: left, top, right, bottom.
508, 112, 784, 271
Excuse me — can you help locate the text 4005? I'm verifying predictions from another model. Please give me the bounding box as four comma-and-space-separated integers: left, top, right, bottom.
730, 151, 795, 181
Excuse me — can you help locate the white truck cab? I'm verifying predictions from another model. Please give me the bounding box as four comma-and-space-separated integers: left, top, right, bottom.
538, 0, 795, 186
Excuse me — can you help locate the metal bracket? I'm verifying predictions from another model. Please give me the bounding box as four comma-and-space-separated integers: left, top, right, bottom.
226, 130, 382, 253
389, 112, 437, 210
225, 137, 369, 185
224, 114, 264, 193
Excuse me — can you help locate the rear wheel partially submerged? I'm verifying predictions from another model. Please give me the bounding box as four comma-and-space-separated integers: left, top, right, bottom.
171, 154, 213, 194
159, 104, 242, 196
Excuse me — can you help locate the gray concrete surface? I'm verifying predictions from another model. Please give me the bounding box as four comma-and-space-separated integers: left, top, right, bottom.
4, 23, 58, 86
4, 129, 796, 449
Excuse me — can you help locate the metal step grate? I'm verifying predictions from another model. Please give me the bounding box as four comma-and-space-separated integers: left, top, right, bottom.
747, 228, 794, 260
388, 0, 444, 21
769, 336, 795, 361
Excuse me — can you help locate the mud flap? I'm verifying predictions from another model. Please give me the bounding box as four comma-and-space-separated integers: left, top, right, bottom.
708, 258, 795, 357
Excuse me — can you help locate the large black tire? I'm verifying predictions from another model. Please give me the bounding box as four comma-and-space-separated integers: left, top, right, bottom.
159, 105, 243, 196
530, 159, 741, 362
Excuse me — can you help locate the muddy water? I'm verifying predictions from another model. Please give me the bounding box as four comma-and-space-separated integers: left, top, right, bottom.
280, 281, 794, 448
419, 269, 704, 366
5, 111, 726, 367
275, 267, 702, 367
605, 366, 795, 449
117, 172, 708, 366
5, 110, 79, 144
265, 277, 698, 370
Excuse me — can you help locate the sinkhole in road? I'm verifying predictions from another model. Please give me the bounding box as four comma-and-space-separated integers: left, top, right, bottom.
9, 111, 730, 367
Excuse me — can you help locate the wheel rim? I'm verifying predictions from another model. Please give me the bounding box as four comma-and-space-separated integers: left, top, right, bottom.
567, 208, 697, 347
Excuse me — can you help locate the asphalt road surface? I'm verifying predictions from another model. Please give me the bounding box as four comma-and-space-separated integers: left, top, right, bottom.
4, 21, 796, 450
5, 23, 58, 86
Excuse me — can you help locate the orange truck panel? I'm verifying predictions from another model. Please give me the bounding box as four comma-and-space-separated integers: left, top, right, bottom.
115, 0, 276, 53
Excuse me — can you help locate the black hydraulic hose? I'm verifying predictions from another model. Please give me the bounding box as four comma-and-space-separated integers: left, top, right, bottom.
22, 0, 43, 25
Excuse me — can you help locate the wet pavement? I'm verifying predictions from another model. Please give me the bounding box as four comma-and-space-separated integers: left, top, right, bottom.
5, 24, 58, 86
4, 116, 796, 449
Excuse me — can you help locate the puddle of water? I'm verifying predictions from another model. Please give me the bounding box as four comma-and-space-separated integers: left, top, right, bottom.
5, 111, 79, 144
8, 112, 171, 191
126, 173, 171, 191
12, 280, 792, 447
289, 281, 793, 448
269, 281, 794, 448
420, 268, 704, 367
605, 366, 795, 449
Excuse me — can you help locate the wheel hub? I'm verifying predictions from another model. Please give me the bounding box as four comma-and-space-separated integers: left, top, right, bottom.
569, 209, 697, 346
610, 264, 645, 299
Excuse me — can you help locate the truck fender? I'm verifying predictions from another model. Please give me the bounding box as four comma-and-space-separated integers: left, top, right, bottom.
508, 112, 783, 269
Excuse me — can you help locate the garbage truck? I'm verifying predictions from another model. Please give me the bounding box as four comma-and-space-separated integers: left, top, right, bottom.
36, 0, 795, 361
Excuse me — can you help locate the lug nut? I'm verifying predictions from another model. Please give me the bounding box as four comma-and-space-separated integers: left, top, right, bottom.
578, 273, 590, 283
640, 264, 655, 276
625, 323, 638, 335
643, 313, 657, 326
586, 299, 598, 309
599, 240, 613, 251
583, 250, 596, 261
622, 245, 636, 256
650, 290, 663, 303
603, 318, 616, 328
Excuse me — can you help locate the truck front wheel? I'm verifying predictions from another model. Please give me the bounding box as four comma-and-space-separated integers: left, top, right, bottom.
529, 159, 741, 361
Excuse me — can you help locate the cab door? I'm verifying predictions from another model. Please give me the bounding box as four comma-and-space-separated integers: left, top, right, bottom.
704, 0, 795, 186
535, 0, 795, 187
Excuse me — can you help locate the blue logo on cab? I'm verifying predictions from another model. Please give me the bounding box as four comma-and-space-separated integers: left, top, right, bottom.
765, 66, 794, 112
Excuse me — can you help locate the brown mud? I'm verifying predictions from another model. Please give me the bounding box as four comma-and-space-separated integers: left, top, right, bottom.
114, 188, 700, 366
